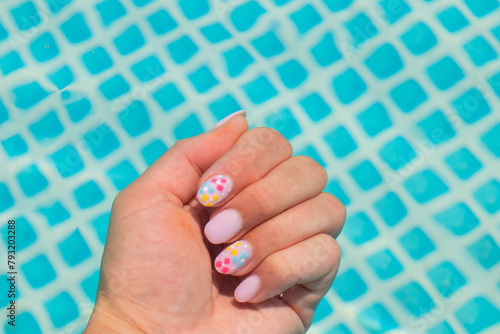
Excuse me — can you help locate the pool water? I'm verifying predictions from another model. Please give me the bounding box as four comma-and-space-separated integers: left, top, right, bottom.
1, 0, 500, 333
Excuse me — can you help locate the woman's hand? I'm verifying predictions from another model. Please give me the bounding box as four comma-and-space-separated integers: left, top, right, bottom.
84, 112, 346, 334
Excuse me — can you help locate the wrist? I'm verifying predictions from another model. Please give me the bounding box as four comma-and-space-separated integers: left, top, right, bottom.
84, 296, 142, 334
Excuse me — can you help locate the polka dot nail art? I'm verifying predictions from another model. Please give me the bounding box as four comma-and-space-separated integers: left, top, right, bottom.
215, 240, 253, 275
197, 174, 233, 207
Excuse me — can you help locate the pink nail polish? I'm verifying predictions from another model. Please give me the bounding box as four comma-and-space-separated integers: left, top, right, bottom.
234, 275, 261, 303
197, 174, 233, 207
211, 110, 247, 130
204, 209, 243, 244
214, 240, 253, 274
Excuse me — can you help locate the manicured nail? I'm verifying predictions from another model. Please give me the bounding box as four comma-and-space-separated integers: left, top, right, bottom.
215, 240, 253, 274
197, 174, 233, 207
234, 275, 261, 303
211, 110, 246, 130
204, 209, 243, 244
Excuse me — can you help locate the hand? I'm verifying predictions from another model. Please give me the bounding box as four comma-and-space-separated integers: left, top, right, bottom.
84, 112, 346, 334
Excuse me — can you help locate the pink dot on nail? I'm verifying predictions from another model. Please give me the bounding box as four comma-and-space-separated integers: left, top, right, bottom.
224, 257, 230, 264
211, 178, 217, 183
215, 261, 222, 268
217, 185, 224, 191
222, 267, 229, 273
221, 179, 227, 183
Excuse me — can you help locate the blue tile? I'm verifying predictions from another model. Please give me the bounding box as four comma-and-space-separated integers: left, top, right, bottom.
2, 134, 28, 157
16, 164, 49, 196
242, 75, 277, 104
0, 51, 24, 75
323, 0, 353, 12
455, 297, 500, 333
452, 88, 491, 124
45, 292, 79, 328
276, 59, 307, 89
332, 68, 366, 104
114, 25, 145, 55
38, 202, 70, 225
251, 30, 284, 57
299, 92, 332, 122
427, 261, 466, 297
29, 111, 64, 141
374, 192, 407, 226
379, 136, 415, 170
296, 145, 325, 167
188, 65, 219, 93
394, 281, 435, 316
201, 23, 231, 43
2, 217, 36, 251
60, 13, 91, 43
324, 126, 357, 158
21, 254, 56, 288
417, 110, 455, 144
12, 81, 49, 109
0, 99, 7, 124
401, 22, 437, 55
265, 108, 301, 140
343, 212, 378, 244
464, 0, 499, 17
4, 313, 41, 334
29, 32, 59, 62
153, 83, 185, 111
357, 303, 398, 333
357, 103, 392, 136
445, 147, 482, 179
167, 35, 198, 64
147, 9, 177, 35
326, 323, 353, 334
367, 249, 403, 279
91, 212, 110, 244
312, 298, 333, 322
399, 227, 436, 259
390, 79, 427, 113
131, 55, 165, 82
66, 98, 92, 122
437, 6, 469, 32
141, 139, 168, 166
230, 1, 265, 32
81, 270, 99, 302
428, 321, 454, 334
96, 0, 126, 26
493, 25, 500, 42
311, 32, 342, 67
349, 160, 382, 190
45, 0, 71, 14
48, 65, 73, 90
174, 114, 204, 140
481, 123, 500, 157
73, 180, 105, 208
434, 202, 479, 235
209, 94, 241, 120
82, 47, 113, 74
223, 45, 254, 77
345, 13, 378, 45
131, 0, 153, 6
365, 43, 403, 79
0, 183, 15, 212
51, 144, 84, 177
83, 124, 120, 158
118, 101, 151, 137
333, 268, 367, 301
324, 180, 350, 206
99, 75, 130, 100
474, 179, 500, 214
106, 160, 139, 190
427, 56, 464, 90
11, 1, 41, 31
178, 0, 209, 19
290, 4, 322, 34
274, 0, 290, 5
58, 229, 91, 266
0, 22, 6, 41
464, 36, 497, 66
404, 170, 448, 203
379, 0, 411, 23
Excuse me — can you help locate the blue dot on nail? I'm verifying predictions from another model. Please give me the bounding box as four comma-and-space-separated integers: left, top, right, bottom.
237, 262, 243, 267
240, 252, 248, 259
232, 256, 238, 263
208, 187, 215, 193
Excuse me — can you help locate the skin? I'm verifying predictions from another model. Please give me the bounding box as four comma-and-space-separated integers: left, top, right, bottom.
84, 115, 346, 334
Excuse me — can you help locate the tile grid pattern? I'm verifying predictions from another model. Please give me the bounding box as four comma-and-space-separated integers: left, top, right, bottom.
0, 0, 499, 333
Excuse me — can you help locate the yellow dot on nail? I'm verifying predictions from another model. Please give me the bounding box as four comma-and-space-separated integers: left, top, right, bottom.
201, 194, 209, 202
225, 246, 231, 251
231, 249, 238, 256
205, 202, 214, 207
212, 195, 219, 201
235, 241, 241, 247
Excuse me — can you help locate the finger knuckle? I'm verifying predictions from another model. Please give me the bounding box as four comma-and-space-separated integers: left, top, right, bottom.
292, 156, 328, 185
253, 127, 293, 156
316, 234, 341, 262
318, 193, 347, 224
253, 185, 278, 213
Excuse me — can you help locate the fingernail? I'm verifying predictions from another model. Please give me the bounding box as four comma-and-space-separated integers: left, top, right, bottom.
204, 209, 243, 244
215, 240, 253, 274
234, 275, 261, 303
211, 110, 247, 130
197, 174, 233, 207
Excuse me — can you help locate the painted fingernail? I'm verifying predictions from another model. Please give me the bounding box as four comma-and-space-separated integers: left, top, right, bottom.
215, 240, 253, 274
234, 275, 261, 303
197, 174, 233, 207
204, 209, 243, 244
211, 110, 247, 130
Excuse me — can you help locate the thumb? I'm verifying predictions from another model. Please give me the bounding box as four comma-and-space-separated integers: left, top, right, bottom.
137, 111, 248, 205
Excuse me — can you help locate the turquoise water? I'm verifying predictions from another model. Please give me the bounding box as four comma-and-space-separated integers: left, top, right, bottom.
1, 0, 500, 333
